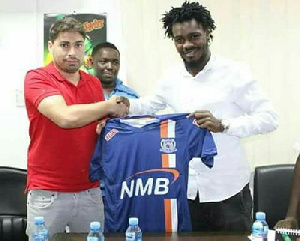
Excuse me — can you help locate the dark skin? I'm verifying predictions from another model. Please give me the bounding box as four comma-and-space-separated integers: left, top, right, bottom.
172, 19, 224, 133
274, 153, 300, 229
93, 48, 126, 133
172, 19, 210, 77
103, 19, 225, 134
92, 47, 120, 96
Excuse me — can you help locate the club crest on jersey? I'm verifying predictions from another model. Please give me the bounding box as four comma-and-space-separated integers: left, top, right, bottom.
160, 138, 177, 153
105, 129, 118, 141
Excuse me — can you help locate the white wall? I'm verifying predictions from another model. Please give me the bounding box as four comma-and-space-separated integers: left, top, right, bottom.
0, 0, 123, 168
0, 0, 299, 170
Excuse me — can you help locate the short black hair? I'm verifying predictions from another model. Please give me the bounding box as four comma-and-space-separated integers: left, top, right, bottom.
92, 41, 120, 58
161, 1, 216, 40
49, 17, 86, 42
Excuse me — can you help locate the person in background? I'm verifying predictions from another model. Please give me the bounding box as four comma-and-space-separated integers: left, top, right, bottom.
24, 17, 127, 240
126, 1, 279, 232
92, 41, 139, 201
92, 41, 139, 100
275, 141, 300, 229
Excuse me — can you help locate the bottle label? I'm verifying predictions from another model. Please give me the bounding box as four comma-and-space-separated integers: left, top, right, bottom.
252, 221, 268, 238
87, 237, 100, 241
33, 234, 48, 241
136, 233, 142, 241
251, 238, 264, 241
126, 231, 136, 241
33, 238, 48, 241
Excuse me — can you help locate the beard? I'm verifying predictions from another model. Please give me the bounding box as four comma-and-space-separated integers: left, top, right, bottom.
96, 75, 116, 87
62, 57, 82, 73
183, 58, 203, 70
64, 65, 80, 73
182, 44, 210, 71
101, 79, 115, 87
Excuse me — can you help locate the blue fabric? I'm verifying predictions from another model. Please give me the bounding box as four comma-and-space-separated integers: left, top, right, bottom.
101, 78, 139, 195
90, 113, 217, 232
104, 78, 139, 100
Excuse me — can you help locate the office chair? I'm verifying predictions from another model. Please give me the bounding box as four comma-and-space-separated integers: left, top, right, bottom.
0, 166, 28, 241
253, 164, 295, 229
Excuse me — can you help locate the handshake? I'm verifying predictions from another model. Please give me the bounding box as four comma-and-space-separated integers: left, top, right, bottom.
96, 96, 130, 134
108, 95, 130, 118
115, 96, 130, 107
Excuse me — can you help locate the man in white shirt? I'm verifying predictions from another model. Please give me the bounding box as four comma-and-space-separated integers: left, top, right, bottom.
127, 1, 279, 232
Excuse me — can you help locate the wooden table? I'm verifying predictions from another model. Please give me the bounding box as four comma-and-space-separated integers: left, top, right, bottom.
50, 232, 250, 241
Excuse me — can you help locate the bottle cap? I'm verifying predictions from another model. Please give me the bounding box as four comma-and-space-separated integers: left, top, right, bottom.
255, 211, 266, 220
129, 217, 138, 226
34, 216, 45, 225
90, 221, 101, 231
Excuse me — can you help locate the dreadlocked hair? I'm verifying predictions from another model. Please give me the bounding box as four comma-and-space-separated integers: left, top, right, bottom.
161, 1, 216, 40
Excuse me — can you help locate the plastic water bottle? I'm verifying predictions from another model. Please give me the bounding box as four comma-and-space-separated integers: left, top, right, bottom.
32, 216, 49, 241
87, 221, 104, 241
125, 217, 142, 241
252, 212, 269, 240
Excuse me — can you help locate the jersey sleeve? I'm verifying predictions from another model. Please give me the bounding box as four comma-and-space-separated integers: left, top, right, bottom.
187, 119, 217, 168
199, 131, 218, 168
89, 130, 105, 181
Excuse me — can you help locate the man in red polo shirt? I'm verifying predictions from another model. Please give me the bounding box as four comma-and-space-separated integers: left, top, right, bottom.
24, 17, 127, 240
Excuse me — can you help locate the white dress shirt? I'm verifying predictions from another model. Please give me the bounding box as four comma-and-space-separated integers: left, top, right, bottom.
129, 55, 279, 202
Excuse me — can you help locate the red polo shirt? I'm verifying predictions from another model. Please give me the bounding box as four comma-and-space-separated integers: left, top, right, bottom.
24, 63, 104, 192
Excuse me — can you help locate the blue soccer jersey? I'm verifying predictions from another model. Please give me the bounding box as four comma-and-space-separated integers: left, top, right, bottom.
90, 113, 217, 232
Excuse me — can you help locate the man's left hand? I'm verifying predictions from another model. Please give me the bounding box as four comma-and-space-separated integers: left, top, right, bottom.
96, 118, 107, 134
187, 110, 224, 133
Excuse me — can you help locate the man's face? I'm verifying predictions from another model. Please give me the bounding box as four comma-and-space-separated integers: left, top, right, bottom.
48, 31, 85, 73
92, 47, 120, 86
172, 19, 210, 69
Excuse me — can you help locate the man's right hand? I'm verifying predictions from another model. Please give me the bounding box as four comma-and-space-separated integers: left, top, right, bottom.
274, 217, 298, 229
108, 96, 129, 117
116, 96, 130, 108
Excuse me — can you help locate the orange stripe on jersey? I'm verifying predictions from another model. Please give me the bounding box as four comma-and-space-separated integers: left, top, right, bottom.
160, 120, 168, 138
162, 154, 169, 168
161, 120, 176, 231
164, 199, 172, 232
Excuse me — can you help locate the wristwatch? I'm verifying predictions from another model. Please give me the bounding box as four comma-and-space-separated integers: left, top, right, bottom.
220, 119, 230, 133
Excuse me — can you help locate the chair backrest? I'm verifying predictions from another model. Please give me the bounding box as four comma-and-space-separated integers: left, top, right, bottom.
0, 166, 28, 241
253, 164, 295, 229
